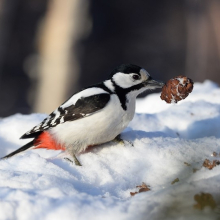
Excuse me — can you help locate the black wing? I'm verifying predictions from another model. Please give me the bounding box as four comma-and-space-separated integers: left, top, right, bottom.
21, 93, 110, 139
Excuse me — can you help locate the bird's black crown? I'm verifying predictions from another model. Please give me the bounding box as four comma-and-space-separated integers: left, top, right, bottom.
109, 64, 142, 78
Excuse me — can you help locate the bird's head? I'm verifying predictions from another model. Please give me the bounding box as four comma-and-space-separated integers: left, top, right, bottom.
109, 64, 164, 95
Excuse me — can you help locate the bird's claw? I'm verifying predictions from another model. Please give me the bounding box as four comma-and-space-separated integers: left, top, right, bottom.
114, 135, 134, 147
64, 154, 82, 166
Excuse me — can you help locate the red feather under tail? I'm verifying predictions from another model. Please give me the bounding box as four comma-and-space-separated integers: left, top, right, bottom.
34, 132, 65, 150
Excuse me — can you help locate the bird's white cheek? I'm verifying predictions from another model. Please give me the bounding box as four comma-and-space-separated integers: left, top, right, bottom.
112, 72, 133, 88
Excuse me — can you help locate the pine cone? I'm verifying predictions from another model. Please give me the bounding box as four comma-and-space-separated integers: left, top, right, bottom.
160, 76, 194, 103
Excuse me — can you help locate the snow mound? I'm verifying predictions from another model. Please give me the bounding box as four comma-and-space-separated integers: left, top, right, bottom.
0, 81, 220, 220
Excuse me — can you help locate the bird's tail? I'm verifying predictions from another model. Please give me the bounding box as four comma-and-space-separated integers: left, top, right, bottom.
1, 132, 65, 159
1, 140, 34, 159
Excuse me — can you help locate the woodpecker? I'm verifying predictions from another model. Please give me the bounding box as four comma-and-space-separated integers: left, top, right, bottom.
2, 64, 164, 165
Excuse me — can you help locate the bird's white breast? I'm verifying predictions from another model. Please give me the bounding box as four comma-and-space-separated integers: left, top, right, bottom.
49, 94, 136, 154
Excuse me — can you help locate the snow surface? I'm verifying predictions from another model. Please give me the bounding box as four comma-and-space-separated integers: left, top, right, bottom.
1, 80, 220, 220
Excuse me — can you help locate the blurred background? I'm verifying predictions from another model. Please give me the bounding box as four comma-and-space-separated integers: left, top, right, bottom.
0, 0, 220, 117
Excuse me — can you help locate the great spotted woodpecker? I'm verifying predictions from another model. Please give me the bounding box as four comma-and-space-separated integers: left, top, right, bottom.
2, 64, 164, 165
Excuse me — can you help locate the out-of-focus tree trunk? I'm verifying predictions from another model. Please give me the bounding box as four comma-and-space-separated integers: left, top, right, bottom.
0, 0, 47, 117
35, 0, 90, 113
209, 0, 220, 83
185, 0, 209, 81
185, 0, 220, 83
210, 1, 220, 56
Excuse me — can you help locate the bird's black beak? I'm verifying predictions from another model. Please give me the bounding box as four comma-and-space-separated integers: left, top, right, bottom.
143, 78, 165, 89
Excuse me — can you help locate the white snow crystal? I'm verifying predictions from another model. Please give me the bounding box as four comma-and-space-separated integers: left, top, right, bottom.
177, 77, 186, 86
0, 81, 220, 220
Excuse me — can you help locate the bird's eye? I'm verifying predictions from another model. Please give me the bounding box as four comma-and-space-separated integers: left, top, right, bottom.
132, 74, 140, 80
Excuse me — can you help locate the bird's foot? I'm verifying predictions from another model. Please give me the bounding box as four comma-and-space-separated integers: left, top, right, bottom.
64, 154, 82, 166
114, 134, 133, 147
114, 134, 125, 145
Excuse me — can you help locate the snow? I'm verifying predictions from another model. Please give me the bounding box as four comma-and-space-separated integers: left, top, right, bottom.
1, 80, 220, 220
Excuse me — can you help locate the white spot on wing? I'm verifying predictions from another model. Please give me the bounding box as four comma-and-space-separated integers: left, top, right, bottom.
42, 117, 51, 126
60, 116, 64, 123
51, 109, 60, 125
61, 88, 108, 108
33, 125, 41, 131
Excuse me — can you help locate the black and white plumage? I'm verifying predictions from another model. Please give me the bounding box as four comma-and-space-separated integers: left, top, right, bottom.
3, 64, 164, 163
21, 93, 111, 138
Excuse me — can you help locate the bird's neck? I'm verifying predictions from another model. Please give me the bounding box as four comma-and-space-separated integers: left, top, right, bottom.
103, 80, 115, 93
103, 79, 138, 111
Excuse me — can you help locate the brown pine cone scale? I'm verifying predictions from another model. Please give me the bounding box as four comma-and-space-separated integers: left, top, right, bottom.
160, 76, 194, 103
